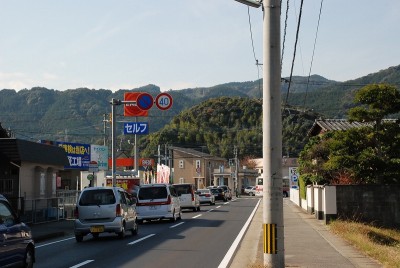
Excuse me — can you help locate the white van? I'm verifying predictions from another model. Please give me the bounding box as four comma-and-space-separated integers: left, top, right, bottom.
136, 184, 181, 223
173, 183, 201, 212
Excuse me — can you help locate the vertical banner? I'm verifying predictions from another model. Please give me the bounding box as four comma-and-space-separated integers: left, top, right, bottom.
91, 145, 108, 171
289, 167, 299, 189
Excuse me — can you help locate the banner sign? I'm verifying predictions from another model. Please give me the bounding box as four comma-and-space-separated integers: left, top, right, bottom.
123, 122, 149, 135
56, 141, 90, 169
91, 145, 108, 171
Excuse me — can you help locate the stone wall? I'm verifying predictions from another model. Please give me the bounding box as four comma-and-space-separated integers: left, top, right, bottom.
335, 185, 400, 228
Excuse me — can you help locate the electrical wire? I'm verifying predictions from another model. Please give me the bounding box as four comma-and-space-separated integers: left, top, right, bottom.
281, 0, 290, 73
247, 6, 262, 98
284, 0, 305, 108
303, 0, 324, 110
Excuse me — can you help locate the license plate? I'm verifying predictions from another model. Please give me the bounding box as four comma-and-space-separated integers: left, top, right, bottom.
90, 225, 104, 233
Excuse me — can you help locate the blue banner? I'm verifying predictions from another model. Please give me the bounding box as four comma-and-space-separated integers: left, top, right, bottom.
124, 122, 149, 135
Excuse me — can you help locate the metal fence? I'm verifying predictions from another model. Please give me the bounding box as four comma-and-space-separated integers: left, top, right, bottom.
16, 190, 80, 224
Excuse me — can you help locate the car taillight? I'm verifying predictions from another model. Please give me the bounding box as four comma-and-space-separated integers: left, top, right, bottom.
191, 190, 195, 201
116, 204, 122, 216
74, 206, 79, 218
166, 195, 172, 205
205, 194, 211, 197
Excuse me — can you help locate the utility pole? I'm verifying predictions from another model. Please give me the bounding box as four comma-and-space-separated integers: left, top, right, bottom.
262, 0, 284, 266
234, 0, 284, 266
234, 145, 238, 196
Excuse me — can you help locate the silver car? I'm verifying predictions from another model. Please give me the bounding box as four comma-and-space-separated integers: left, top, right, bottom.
74, 187, 138, 242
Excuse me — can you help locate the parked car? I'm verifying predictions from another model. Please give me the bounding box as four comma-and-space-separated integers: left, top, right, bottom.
218, 185, 233, 200
196, 189, 215, 205
173, 183, 200, 212
210, 188, 227, 202
244, 186, 256, 196
136, 184, 181, 223
0, 194, 35, 267
74, 186, 138, 242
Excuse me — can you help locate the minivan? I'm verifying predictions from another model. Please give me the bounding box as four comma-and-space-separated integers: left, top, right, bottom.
173, 183, 200, 211
0, 194, 35, 267
136, 184, 181, 223
74, 186, 138, 242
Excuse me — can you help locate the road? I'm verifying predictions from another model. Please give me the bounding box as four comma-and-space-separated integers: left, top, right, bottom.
35, 197, 260, 268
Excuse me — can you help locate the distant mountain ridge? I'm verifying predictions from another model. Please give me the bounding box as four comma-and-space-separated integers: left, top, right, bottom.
0, 64, 399, 146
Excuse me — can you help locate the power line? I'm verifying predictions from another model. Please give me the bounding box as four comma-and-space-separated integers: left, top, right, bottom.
303, 0, 324, 110
247, 6, 262, 98
283, 0, 305, 108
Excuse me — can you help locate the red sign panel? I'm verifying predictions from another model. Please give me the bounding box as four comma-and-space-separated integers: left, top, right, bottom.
124, 92, 149, 117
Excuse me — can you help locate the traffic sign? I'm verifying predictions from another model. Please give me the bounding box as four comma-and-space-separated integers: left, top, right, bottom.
123, 122, 149, 135
88, 161, 99, 172
155, 92, 173, 110
136, 93, 154, 111
124, 92, 148, 117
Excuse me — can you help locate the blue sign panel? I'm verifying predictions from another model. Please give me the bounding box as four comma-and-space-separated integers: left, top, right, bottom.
124, 122, 149, 135
55, 141, 90, 169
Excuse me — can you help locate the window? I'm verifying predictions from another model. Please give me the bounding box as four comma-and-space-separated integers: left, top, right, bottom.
179, 160, 184, 169
0, 179, 13, 195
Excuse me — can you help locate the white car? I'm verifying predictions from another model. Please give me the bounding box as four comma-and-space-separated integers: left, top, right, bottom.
244, 186, 256, 196
196, 188, 216, 205
136, 184, 182, 223
173, 183, 201, 211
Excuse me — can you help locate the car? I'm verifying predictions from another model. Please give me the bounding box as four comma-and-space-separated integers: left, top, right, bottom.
210, 187, 227, 202
196, 189, 215, 205
218, 185, 233, 200
0, 194, 35, 267
74, 186, 138, 242
244, 186, 256, 196
136, 184, 181, 223
173, 183, 201, 212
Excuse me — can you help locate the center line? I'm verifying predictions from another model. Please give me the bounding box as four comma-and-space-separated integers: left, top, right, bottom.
192, 214, 202, 219
70, 260, 94, 268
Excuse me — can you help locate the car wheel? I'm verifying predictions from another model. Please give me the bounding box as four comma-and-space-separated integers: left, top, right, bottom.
138, 219, 144, 224
177, 210, 182, 220
118, 224, 126, 239
92, 233, 99, 239
132, 220, 138, 236
75, 234, 83, 242
249, 192, 254, 196
23, 246, 34, 268
197, 205, 201, 211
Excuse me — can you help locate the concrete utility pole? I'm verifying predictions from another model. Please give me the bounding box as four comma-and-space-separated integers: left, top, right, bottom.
234, 0, 284, 266
262, 0, 284, 266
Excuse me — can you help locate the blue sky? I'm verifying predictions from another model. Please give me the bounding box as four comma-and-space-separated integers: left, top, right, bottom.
1, 0, 399, 92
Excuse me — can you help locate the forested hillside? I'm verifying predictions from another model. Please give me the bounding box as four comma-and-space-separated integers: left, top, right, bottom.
1, 64, 399, 159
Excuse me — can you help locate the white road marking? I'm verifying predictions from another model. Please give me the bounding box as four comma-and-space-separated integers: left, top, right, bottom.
218, 199, 262, 268
170, 222, 185, 228
192, 214, 202, 218
69, 260, 94, 268
127, 234, 155, 245
216, 206, 221, 209
36, 237, 75, 248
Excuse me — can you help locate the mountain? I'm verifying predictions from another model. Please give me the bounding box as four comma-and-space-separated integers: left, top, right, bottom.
1, 64, 400, 157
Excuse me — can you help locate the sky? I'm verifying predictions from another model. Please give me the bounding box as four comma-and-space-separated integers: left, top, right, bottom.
1, 0, 399, 92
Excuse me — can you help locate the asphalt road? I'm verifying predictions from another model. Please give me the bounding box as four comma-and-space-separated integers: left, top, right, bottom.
35, 198, 259, 268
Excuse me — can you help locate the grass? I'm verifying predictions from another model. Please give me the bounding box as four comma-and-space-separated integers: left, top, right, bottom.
328, 220, 400, 268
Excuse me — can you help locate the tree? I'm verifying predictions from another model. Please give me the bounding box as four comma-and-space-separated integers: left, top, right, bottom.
299, 84, 400, 185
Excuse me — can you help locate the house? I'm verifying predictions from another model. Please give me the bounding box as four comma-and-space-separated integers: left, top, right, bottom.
0, 124, 69, 221
170, 146, 226, 189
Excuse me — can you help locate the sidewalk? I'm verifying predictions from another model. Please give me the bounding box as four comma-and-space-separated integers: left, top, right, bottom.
30, 199, 383, 267
230, 198, 382, 268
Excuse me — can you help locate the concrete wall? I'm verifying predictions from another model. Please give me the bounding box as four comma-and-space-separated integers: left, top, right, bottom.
335, 185, 400, 228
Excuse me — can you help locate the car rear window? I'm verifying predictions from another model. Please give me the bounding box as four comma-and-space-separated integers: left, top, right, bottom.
79, 189, 116, 206
138, 186, 168, 200
174, 185, 192, 195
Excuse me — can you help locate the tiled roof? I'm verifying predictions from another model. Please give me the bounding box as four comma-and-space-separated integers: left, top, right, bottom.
307, 119, 397, 136
170, 146, 226, 161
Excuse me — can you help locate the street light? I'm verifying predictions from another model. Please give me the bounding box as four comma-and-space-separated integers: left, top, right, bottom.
234, 0, 261, 8
233, 0, 284, 267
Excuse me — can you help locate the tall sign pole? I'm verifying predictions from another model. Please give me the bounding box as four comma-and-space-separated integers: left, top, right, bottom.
263, 0, 284, 266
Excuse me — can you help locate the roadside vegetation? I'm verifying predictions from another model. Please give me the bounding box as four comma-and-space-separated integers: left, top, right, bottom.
329, 220, 400, 268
